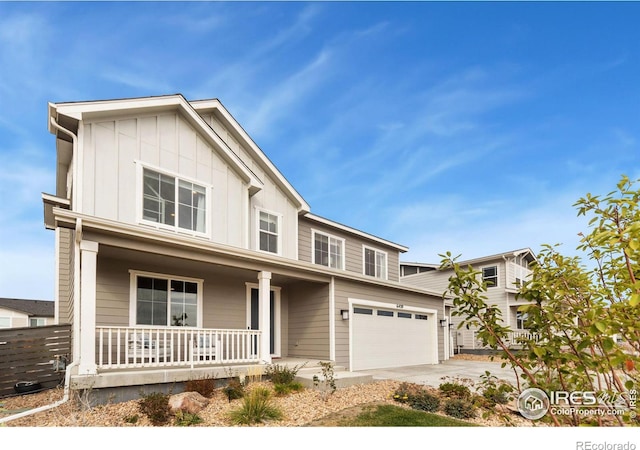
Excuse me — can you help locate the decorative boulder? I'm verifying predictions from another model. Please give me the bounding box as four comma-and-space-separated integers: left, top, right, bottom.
169, 391, 209, 414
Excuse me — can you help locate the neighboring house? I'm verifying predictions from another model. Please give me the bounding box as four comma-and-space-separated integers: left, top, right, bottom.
42, 94, 446, 395
0, 298, 55, 328
400, 248, 537, 353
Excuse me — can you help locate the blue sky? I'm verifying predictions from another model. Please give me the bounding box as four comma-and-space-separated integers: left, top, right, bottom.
1, 1, 639, 301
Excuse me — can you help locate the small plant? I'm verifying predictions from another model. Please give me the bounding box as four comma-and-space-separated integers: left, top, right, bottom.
223, 377, 245, 402
439, 381, 472, 400
228, 386, 283, 425
264, 362, 305, 385
245, 365, 264, 384
185, 377, 217, 398
138, 392, 171, 425
443, 398, 476, 420
123, 414, 139, 424
312, 361, 337, 401
174, 410, 204, 426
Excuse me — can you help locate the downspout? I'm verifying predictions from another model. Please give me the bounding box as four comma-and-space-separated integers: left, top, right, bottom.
0, 360, 79, 424
49, 116, 82, 362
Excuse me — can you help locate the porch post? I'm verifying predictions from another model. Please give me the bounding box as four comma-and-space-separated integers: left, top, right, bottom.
258, 271, 272, 364
78, 240, 98, 375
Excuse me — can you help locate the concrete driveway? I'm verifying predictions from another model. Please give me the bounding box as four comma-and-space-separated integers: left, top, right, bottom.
361, 358, 521, 389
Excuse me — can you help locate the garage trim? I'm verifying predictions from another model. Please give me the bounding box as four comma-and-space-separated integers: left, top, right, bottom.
347, 298, 439, 371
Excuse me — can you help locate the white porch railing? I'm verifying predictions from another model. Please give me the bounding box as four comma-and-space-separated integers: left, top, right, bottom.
455, 329, 540, 351
96, 326, 261, 370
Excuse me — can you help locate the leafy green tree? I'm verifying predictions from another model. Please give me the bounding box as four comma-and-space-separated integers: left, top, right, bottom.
441, 175, 640, 426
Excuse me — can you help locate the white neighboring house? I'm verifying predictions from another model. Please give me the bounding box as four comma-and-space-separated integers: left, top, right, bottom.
400, 248, 538, 353
0, 298, 55, 329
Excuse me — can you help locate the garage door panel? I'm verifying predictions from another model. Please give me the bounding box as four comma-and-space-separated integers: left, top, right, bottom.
352, 306, 432, 370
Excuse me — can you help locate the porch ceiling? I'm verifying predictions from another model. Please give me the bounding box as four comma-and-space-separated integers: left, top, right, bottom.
97, 243, 327, 287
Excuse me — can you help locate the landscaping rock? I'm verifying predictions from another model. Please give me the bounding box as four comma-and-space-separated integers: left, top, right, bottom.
168, 391, 209, 414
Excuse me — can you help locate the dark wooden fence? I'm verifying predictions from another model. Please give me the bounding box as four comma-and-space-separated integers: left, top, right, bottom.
0, 324, 72, 398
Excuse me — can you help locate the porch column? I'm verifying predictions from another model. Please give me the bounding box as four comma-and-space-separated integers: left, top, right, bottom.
78, 240, 99, 375
258, 271, 272, 364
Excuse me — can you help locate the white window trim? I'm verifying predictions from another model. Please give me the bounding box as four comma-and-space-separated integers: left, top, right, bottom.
255, 207, 283, 256
135, 161, 212, 238
128, 269, 204, 328
362, 245, 388, 280
482, 265, 499, 288
311, 228, 346, 270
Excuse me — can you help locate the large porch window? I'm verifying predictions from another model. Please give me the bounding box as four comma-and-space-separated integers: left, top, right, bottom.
130, 271, 203, 327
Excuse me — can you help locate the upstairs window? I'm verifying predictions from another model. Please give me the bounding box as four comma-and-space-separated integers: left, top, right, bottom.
364, 247, 387, 279
29, 318, 46, 327
313, 231, 345, 269
258, 210, 280, 254
142, 168, 207, 234
0, 317, 10, 328
482, 266, 498, 287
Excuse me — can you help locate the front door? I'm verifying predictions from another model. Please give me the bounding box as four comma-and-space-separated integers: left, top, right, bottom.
248, 287, 279, 356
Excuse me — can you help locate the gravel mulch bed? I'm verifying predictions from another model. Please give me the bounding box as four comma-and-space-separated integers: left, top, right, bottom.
1, 380, 534, 427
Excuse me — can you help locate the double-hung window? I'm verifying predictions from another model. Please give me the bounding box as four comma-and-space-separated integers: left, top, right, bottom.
313, 230, 344, 269
131, 271, 202, 327
142, 167, 207, 234
258, 210, 280, 254
364, 247, 387, 279
482, 266, 498, 288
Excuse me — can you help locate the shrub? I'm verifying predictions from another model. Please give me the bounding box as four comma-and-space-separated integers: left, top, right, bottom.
478, 372, 514, 407
264, 363, 305, 385
409, 390, 440, 412
228, 387, 283, 425
312, 361, 336, 401
273, 381, 304, 396
138, 392, 171, 425
443, 398, 476, 420
392, 382, 440, 412
439, 381, 471, 400
185, 378, 216, 398
174, 410, 204, 426
223, 378, 245, 402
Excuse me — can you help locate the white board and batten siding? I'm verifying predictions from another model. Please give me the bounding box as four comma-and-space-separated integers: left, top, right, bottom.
78, 111, 298, 258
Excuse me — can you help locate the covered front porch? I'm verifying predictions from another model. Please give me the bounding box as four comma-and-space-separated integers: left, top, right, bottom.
69, 228, 335, 390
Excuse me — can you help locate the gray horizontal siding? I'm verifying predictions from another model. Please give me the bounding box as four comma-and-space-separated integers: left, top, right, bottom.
298, 217, 401, 282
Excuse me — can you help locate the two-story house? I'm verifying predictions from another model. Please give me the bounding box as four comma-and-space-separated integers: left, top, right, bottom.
0, 298, 55, 328
400, 248, 537, 353
42, 94, 446, 396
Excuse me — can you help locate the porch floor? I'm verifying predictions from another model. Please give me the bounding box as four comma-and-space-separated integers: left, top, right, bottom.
71, 357, 373, 391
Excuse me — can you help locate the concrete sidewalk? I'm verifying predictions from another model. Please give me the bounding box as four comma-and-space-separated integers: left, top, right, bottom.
361, 358, 521, 389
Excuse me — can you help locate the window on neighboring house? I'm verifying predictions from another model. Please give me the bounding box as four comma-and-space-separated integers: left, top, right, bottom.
364, 247, 387, 279
516, 310, 528, 330
29, 318, 46, 327
482, 266, 498, 287
313, 231, 344, 269
132, 272, 201, 327
142, 168, 207, 234
258, 210, 280, 254
0, 317, 10, 328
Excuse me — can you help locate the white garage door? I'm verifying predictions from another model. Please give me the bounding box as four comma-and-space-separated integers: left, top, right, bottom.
351, 304, 434, 371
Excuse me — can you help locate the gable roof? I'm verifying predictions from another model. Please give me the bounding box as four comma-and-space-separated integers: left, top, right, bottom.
48, 94, 310, 212
0, 298, 55, 317
402, 248, 537, 269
